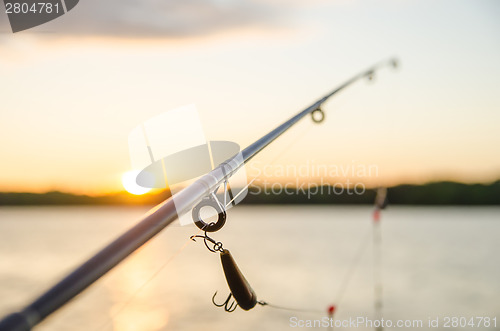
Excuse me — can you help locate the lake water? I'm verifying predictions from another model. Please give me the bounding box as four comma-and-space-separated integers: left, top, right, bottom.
0, 206, 499, 331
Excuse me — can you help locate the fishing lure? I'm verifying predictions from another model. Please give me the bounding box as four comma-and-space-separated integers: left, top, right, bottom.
191, 231, 258, 312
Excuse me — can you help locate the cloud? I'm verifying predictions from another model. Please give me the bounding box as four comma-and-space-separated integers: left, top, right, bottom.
0, 0, 297, 37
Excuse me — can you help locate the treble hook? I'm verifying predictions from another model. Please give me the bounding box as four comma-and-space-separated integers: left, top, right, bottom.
212, 291, 238, 312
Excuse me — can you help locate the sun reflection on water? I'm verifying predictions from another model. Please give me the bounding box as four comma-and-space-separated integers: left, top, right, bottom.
107, 246, 169, 331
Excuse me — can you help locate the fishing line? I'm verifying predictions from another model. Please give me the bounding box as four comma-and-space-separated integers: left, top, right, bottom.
257, 301, 324, 314
225, 120, 316, 209
333, 226, 373, 306
324, 189, 387, 331
258, 192, 386, 318
254, 219, 373, 317
225, 177, 258, 208
96, 232, 197, 331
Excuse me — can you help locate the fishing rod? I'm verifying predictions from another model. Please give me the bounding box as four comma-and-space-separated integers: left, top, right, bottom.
0, 58, 398, 331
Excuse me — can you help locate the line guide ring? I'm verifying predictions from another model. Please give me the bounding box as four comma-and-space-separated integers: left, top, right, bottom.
192, 193, 226, 232
311, 108, 325, 123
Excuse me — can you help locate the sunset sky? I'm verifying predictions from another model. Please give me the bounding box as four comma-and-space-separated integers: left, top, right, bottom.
0, 0, 499, 195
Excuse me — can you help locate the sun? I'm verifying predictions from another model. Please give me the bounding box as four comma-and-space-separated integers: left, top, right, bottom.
122, 170, 152, 195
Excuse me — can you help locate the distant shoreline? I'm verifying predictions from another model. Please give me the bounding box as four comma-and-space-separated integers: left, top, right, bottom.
1, 181, 499, 206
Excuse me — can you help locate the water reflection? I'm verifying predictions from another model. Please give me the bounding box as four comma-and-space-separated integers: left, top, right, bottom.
1, 206, 499, 331
107, 246, 169, 331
